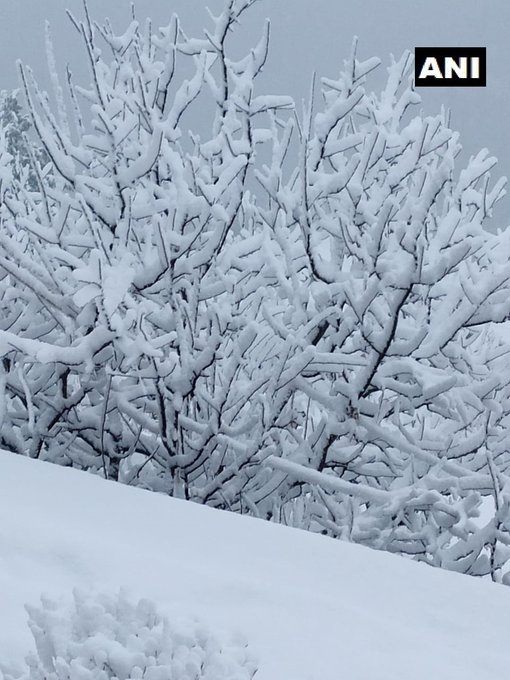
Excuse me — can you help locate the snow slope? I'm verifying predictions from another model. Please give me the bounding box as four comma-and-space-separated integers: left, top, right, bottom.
1, 452, 509, 679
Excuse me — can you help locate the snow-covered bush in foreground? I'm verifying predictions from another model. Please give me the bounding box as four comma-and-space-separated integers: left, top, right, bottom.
1, 590, 256, 680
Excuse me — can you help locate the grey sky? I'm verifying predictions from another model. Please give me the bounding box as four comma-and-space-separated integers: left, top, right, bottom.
1, 0, 509, 228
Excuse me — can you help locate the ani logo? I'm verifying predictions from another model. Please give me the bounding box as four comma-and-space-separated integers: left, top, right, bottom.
414, 47, 486, 87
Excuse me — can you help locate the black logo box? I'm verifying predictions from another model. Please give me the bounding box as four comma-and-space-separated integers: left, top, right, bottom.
414, 47, 486, 87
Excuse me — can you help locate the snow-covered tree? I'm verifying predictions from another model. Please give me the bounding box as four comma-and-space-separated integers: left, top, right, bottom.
2, 0, 510, 580
0, 0, 295, 506
260, 44, 510, 580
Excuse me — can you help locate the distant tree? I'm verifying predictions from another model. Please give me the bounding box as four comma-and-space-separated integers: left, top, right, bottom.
0, 90, 48, 191
2, 0, 510, 581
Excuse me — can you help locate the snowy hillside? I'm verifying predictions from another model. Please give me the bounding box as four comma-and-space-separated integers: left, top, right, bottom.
1, 453, 510, 679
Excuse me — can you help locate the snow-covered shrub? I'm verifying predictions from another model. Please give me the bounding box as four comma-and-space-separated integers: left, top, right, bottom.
2, 590, 257, 680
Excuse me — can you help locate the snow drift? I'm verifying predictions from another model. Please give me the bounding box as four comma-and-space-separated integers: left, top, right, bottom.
1, 452, 510, 679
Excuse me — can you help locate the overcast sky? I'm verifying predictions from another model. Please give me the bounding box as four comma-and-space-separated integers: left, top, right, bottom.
1, 0, 509, 228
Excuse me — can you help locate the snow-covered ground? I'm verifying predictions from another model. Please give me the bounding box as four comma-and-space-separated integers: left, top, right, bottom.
1, 451, 510, 679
